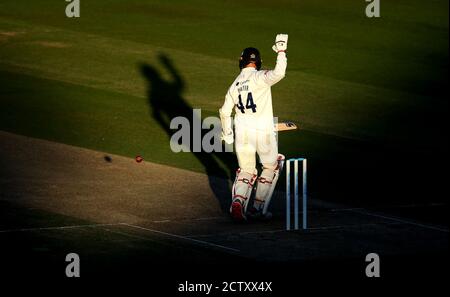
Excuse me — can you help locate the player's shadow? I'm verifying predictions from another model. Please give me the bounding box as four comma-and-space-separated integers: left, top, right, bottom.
140, 54, 237, 212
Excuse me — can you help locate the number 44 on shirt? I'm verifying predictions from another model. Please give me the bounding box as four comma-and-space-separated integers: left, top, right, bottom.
237, 92, 257, 113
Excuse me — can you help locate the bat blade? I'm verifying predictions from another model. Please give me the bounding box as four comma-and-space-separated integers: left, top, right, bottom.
275, 121, 298, 132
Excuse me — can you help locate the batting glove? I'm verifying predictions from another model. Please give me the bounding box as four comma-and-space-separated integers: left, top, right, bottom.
221, 130, 234, 145
272, 34, 288, 53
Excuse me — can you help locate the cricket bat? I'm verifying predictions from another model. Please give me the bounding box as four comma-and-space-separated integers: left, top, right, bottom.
275, 121, 298, 132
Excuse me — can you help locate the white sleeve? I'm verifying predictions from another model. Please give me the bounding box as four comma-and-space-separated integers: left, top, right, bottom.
256, 52, 287, 86
219, 88, 235, 135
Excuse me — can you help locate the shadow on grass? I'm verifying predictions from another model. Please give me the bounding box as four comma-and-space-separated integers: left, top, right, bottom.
139, 53, 237, 212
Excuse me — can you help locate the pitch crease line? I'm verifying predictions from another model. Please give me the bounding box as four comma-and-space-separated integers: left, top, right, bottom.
120, 223, 240, 253
348, 209, 449, 233
0, 223, 122, 233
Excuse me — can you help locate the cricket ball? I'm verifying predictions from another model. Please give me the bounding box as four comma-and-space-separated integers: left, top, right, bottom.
135, 155, 144, 163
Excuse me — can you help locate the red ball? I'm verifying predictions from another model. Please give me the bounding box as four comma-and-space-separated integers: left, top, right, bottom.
135, 155, 143, 163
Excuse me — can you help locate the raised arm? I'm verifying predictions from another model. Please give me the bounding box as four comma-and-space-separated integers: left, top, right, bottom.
257, 34, 288, 86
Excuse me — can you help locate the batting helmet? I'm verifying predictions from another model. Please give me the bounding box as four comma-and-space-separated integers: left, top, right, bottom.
239, 47, 262, 70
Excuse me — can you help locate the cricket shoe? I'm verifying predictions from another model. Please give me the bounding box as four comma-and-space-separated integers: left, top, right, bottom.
230, 197, 247, 221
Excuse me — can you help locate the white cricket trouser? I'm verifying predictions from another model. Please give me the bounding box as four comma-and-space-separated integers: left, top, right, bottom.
235, 127, 278, 173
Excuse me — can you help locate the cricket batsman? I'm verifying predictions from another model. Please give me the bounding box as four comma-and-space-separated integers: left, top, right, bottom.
219, 34, 288, 221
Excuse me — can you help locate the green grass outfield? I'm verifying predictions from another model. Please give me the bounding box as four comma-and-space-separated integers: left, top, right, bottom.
0, 0, 448, 185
